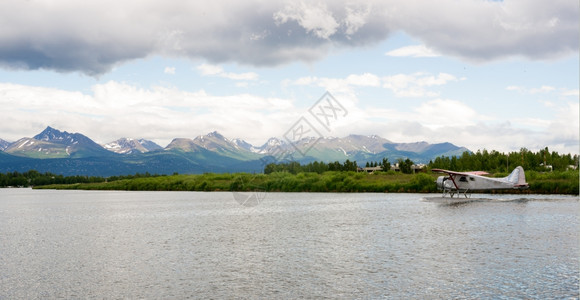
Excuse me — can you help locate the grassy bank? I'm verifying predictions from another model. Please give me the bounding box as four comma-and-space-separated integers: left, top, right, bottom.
34, 170, 579, 194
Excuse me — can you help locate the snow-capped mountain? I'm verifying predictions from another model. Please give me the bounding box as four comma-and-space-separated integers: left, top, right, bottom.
167, 131, 233, 152
103, 138, 162, 154
166, 131, 236, 152
231, 137, 288, 154
165, 138, 204, 152
252, 137, 287, 154
4, 137, 70, 158
139, 139, 163, 152
0, 138, 10, 151
231, 138, 254, 152
193, 131, 238, 152
0, 127, 470, 176
34, 126, 87, 145
5, 126, 111, 158
288, 134, 392, 156
166, 131, 260, 160
164, 131, 468, 163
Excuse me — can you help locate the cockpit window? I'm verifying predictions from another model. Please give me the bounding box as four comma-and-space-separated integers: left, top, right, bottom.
459, 176, 468, 182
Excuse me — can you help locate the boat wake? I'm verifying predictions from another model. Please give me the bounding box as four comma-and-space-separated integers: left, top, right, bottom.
421, 195, 575, 205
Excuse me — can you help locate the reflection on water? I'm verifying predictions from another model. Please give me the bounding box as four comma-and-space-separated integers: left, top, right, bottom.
0, 189, 578, 299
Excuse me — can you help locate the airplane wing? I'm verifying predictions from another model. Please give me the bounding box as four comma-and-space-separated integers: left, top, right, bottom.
431, 169, 490, 191
431, 169, 489, 176
431, 169, 463, 190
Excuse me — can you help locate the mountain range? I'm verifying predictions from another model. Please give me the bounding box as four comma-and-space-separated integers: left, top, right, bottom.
0, 126, 469, 176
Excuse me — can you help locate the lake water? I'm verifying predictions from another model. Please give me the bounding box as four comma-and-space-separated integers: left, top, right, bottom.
0, 189, 578, 299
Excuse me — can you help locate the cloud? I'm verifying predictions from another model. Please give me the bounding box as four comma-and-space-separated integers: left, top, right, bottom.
345, 102, 579, 154
382, 72, 459, 97
547, 101, 580, 150
0, 82, 295, 146
507, 85, 557, 94
529, 86, 556, 94
0, 82, 577, 154
507, 85, 577, 96
0, 0, 575, 75
197, 64, 224, 76
274, 1, 339, 40
385, 45, 440, 57
291, 71, 459, 98
290, 73, 381, 99
334, 94, 578, 154
387, 0, 579, 62
197, 64, 258, 81
346, 73, 381, 87
164, 67, 176, 74
561, 89, 580, 97
413, 99, 481, 128
506, 86, 525, 93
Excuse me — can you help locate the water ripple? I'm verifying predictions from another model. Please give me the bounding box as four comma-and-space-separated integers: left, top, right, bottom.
0, 190, 577, 299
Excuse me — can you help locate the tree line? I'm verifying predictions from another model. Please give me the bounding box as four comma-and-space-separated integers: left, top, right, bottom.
364, 158, 392, 170
263, 158, 418, 174
265, 147, 578, 175
264, 159, 360, 174
0, 170, 163, 188
429, 147, 578, 173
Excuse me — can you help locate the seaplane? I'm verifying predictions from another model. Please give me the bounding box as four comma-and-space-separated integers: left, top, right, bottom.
431, 166, 529, 199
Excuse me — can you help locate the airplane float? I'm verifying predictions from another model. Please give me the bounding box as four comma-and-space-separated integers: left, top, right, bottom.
432, 166, 529, 198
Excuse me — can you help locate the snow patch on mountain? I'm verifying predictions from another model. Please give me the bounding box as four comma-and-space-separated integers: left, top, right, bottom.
103, 138, 162, 154
0, 138, 10, 151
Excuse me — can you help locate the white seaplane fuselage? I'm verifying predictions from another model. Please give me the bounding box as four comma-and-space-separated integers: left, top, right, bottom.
432, 166, 529, 198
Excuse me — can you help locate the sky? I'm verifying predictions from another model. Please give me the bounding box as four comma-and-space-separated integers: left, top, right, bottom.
0, 0, 578, 154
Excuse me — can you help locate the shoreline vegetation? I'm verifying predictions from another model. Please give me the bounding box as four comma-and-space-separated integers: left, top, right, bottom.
2, 147, 579, 194
20, 170, 579, 194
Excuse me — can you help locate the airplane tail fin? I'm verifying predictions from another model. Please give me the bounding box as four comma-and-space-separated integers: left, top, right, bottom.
506, 166, 528, 188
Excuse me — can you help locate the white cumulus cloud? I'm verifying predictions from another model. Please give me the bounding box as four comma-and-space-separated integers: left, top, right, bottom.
385, 45, 440, 57
0, 0, 575, 75
291, 71, 460, 98
382, 72, 459, 97
197, 64, 259, 81
0, 82, 577, 154
0, 82, 295, 146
